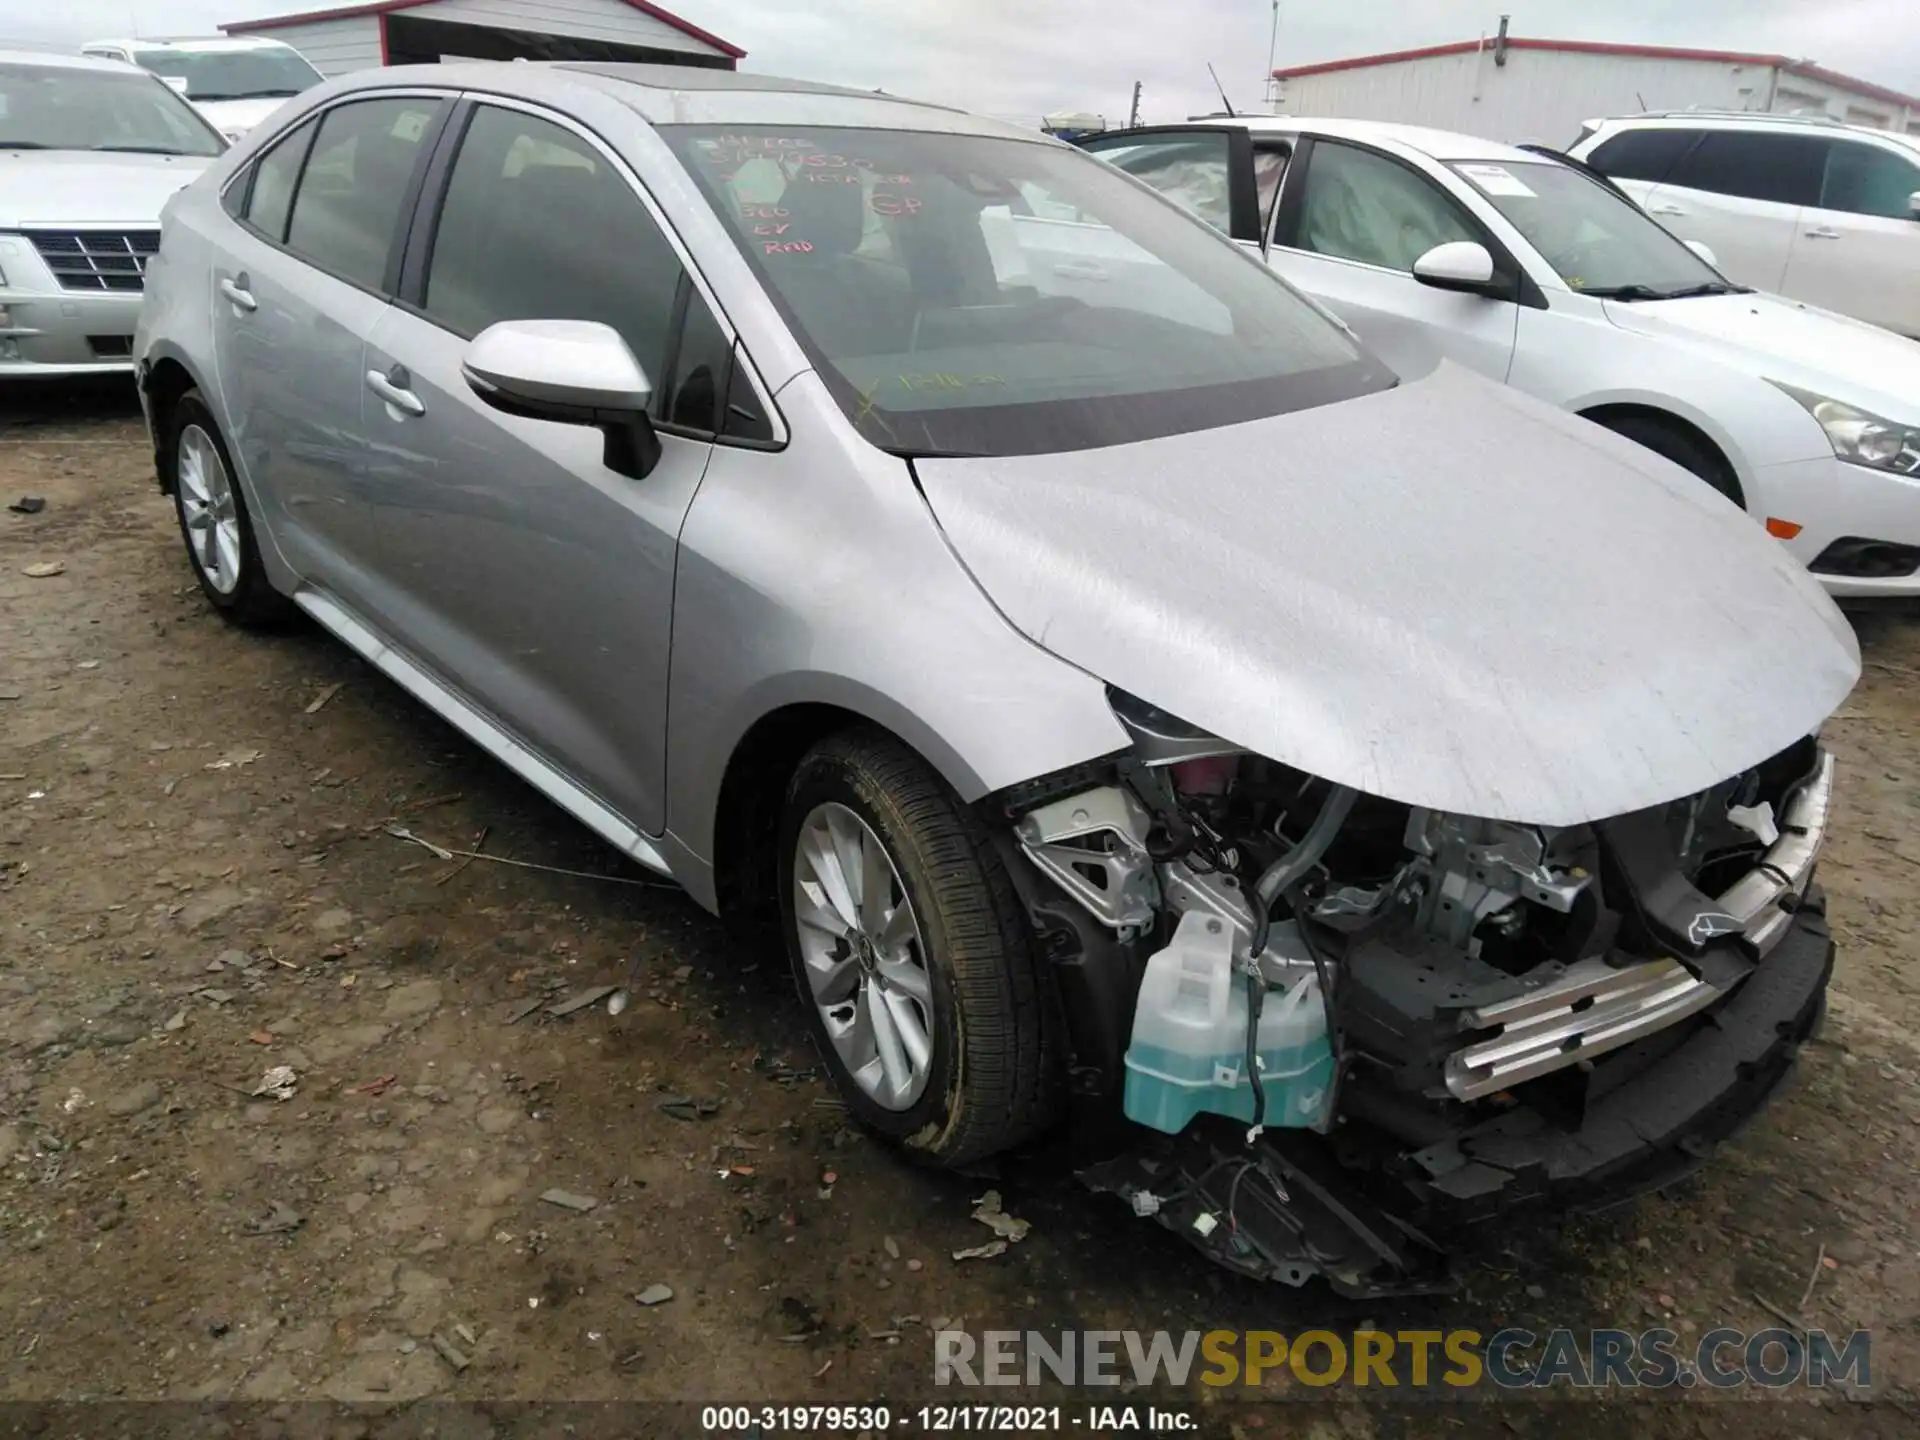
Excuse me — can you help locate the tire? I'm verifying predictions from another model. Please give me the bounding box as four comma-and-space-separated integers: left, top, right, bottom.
163, 390, 293, 627
778, 728, 1058, 1167
1593, 413, 1743, 507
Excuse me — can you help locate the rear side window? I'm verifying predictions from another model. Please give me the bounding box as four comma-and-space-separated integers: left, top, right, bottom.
285, 97, 441, 290
238, 117, 316, 241
1819, 140, 1920, 217
1585, 127, 1695, 183
1663, 130, 1826, 206
422, 105, 681, 397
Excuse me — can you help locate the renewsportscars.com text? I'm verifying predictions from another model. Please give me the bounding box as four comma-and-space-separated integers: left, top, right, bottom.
934, 1327, 1871, 1390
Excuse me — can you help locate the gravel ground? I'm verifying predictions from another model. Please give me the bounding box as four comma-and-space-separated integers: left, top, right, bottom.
3, 380, 1919, 1437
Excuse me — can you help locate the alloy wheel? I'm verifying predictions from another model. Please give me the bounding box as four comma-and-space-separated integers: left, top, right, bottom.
177, 423, 242, 596
791, 801, 936, 1111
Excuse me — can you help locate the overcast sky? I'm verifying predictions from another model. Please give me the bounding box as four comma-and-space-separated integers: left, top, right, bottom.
6, 0, 1916, 124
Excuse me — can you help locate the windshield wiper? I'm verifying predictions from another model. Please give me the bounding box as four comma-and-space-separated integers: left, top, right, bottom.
90, 144, 194, 155
1578, 284, 1668, 302
196, 88, 301, 100
0, 140, 51, 149
1656, 281, 1755, 300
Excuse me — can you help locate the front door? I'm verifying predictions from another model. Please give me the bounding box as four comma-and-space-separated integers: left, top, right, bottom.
358, 101, 722, 834
210, 95, 445, 600
1783, 136, 1920, 337
1267, 137, 1520, 382
1640, 129, 1826, 293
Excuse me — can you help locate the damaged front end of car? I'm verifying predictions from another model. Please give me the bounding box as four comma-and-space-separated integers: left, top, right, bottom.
991, 688, 1838, 1299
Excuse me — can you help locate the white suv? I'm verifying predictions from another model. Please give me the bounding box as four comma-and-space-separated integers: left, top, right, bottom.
1570, 113, 1920, 339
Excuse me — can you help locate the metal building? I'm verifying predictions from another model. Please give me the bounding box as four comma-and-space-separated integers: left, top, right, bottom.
219, 0, 744, 77
1272, 36, 1920, 147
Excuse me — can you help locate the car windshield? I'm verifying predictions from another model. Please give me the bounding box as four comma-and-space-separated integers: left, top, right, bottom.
129, 47, 321, 101
662, 124, 1391, 456
0, 61, 223, 156
1450, 159, 1741, 300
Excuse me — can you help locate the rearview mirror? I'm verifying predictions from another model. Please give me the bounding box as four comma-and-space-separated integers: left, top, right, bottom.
1684, 239, 1720, 268
462, 320, 660, 480
1411, 241, 1499, 295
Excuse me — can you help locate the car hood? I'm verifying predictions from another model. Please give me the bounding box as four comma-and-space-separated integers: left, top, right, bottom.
190, 97, 294, 137
0, 151, 214, 228
914, 363, 1859, 826
1604, 290, 1920, 421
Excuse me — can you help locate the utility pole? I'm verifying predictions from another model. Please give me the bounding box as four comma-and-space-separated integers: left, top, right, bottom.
1128, 80, 1142, 128
1264, 1, 1282, 111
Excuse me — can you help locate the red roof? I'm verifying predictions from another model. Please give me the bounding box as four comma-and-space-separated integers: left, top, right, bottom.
1274, 37, 1919, 112
223, 0, 745, 61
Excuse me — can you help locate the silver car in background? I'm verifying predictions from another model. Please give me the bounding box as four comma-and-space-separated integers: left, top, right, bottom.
137, 63, 1858, 1296
0, 50, 222, 377
79, 37, 324, 142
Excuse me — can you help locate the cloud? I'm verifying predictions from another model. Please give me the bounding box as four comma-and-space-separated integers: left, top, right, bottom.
7, 0, 1915, 125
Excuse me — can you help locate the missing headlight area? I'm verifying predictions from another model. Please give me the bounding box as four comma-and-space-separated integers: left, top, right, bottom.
1000, 696, 1836, 1297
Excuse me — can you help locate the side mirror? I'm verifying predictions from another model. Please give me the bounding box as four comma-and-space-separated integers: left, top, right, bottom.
1684, 239, 1719, 268
1909, 190, 1920, 220
161, 75, 191, 94
462, 319, 661, 480
1411, 240, 1499, 295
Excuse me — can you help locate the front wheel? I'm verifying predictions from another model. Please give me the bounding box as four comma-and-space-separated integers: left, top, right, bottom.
778, 729, 1058, 1167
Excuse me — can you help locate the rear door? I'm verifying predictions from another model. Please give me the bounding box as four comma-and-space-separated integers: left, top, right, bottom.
1784, 136, 1920, 336
1266, 136, 1521, 382
209, 93, 447, 598
358, 98, 741, 833
1639, 128, 1825, 291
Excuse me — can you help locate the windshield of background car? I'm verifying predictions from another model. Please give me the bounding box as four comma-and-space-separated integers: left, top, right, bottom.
663, 124, 1392, 456
1450, 159, 1724, 296
131, 47, 322, 101
0, 62, 223, 156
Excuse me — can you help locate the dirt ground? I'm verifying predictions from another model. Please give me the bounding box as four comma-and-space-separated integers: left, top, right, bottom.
3, 380, 1919, 1438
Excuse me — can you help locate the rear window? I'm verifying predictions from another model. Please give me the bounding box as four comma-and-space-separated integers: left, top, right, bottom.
1585, 127, 1696, 184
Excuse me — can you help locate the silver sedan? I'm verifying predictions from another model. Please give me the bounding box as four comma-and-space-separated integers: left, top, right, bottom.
137, 62, 1858, 1291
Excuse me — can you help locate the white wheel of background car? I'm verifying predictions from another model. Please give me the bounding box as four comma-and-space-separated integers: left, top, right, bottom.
176, 422, 243, 595
791, 800, 936, 1111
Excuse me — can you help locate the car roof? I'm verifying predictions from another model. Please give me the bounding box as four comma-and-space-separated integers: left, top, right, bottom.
1172, 114, 1544, 163
1589, 111, 1920, 151
324, 61, 1052, 141
0, 48, 147, 74
84, 36, 300, 53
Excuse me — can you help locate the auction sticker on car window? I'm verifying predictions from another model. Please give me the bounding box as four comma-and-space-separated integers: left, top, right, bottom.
1459, 164, 1536, 198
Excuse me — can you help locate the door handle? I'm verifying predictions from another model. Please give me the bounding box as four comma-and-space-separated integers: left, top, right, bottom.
1804, 227, 1842, 239
218, 275, 257, 312
365, 365, 425, 417
1645, 202, 1688, 216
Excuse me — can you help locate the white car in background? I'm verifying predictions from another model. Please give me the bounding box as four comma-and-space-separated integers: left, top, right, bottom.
0, 50, 223, 376
1570, 112, 1920, 341
1075, 117, 1920, 598
79, 36, 322, 142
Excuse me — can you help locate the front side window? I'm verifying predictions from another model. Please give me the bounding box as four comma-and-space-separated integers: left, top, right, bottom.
1585, 127, 1697, 184
0, 60, 223, 156
1085, 131, 1235, 233
1294, 141, 1477, 272
284, 97, 440, 291
422, 106, 683, 406
1819, 141, 1920, 218
130, 46, 322, 102
662, 124, 1385, 458
1662, 130, 1826, 206
1452, 159, 1730, 298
